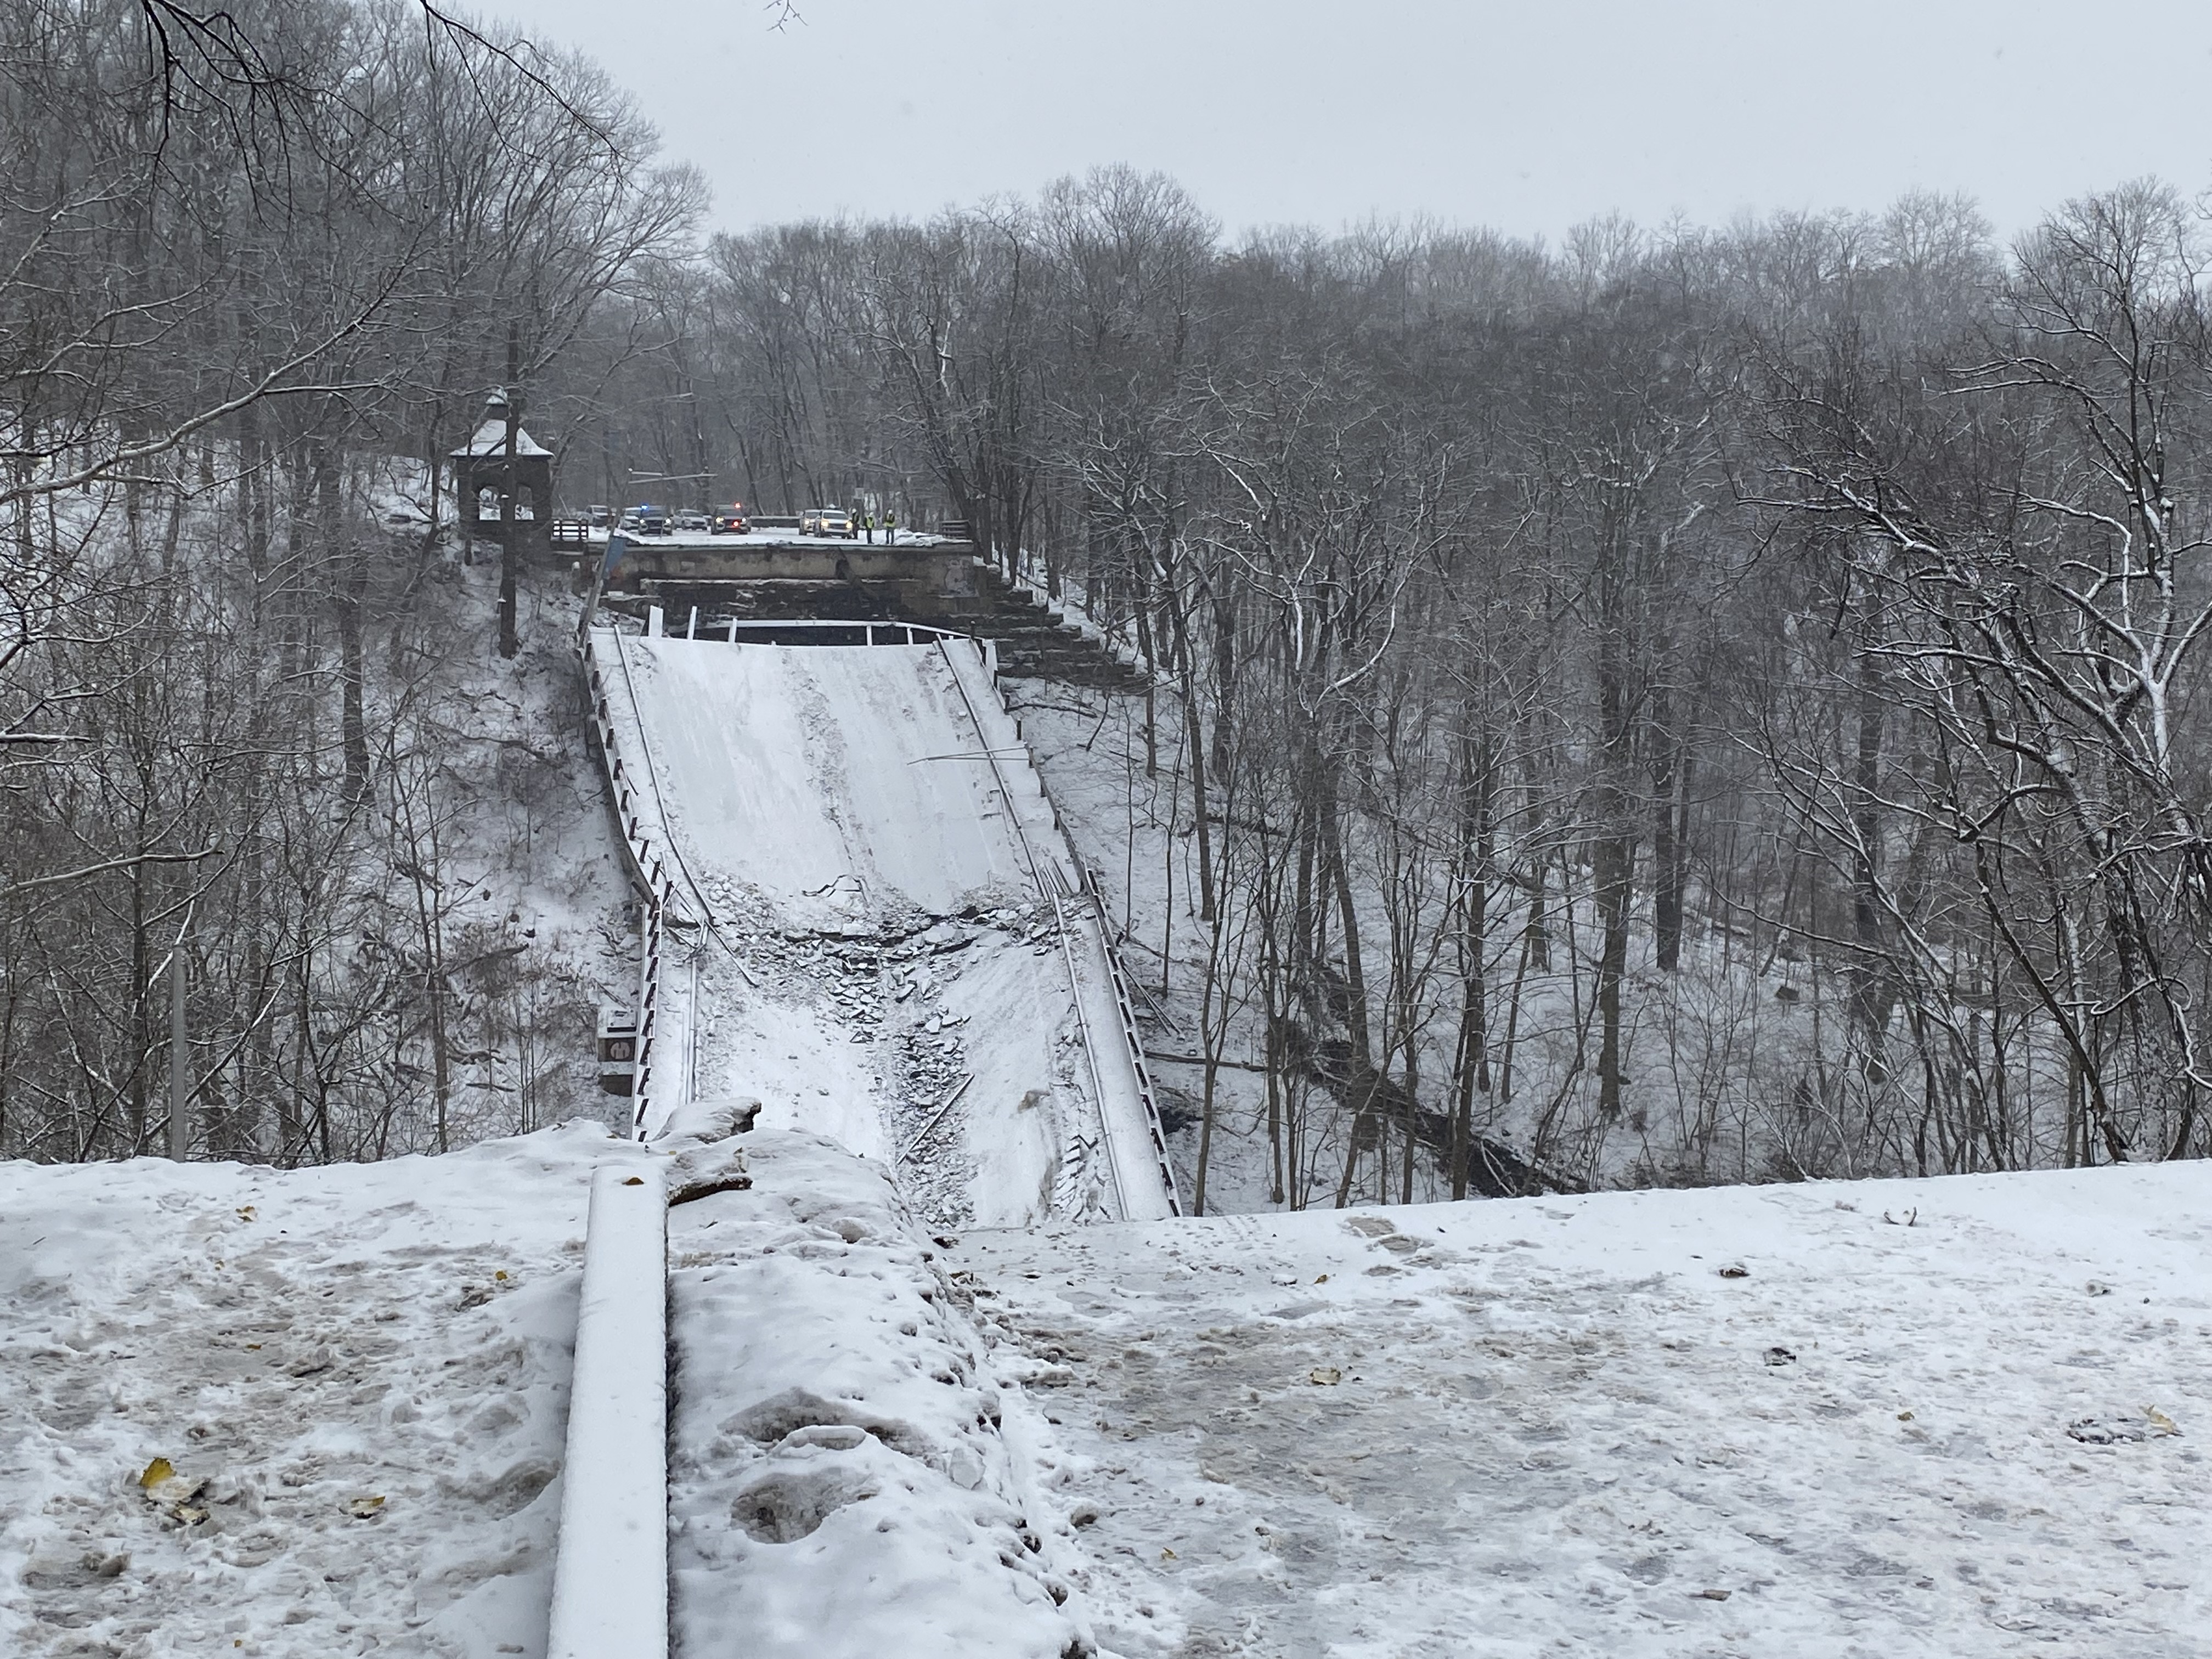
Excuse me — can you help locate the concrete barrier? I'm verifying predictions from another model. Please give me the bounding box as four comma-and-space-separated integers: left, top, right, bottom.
546, 1162, 669, 1659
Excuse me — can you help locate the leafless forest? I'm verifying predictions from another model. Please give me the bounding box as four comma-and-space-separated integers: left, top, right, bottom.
7, 1, 2211, 1199
1, 0, 699, 1160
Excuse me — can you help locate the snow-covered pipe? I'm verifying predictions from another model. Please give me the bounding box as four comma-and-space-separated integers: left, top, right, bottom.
546, 1162, 668, 1659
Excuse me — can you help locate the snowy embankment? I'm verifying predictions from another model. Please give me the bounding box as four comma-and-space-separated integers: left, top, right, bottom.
0, 1124, 649, 1657
957, 1161, 2211, 1658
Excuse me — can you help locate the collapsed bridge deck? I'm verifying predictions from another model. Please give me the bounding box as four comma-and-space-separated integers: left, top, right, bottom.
586, 624, 1176, 1225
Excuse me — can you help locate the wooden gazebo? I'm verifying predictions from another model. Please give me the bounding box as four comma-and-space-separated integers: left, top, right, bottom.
449, 415, 554, 553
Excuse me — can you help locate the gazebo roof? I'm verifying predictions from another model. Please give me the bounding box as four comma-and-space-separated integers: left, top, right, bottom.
449, 417, 551, 459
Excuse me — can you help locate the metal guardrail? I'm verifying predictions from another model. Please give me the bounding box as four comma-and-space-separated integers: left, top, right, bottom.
544, 1163, 668, 1659
718, 618, 976, 646
1069, 859, 1183, 1215
947, 640, 1183, 1216
578, 629, 678, 1141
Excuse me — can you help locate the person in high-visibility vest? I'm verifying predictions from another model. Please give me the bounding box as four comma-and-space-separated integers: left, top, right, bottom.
862, 511, 875, 544
883, 509, 898, 545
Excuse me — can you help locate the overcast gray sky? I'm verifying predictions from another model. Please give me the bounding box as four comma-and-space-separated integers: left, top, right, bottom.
493, 0, 2212, 244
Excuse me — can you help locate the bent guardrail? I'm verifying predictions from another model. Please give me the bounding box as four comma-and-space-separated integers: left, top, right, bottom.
578, 625, 679, 1141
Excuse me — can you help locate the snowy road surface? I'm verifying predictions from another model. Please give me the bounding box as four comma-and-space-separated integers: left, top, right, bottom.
596, 629, 1171, 1224
605, 629, 1064, 925
0, 1124, 645, 1658
956, 1162, 2211, 1657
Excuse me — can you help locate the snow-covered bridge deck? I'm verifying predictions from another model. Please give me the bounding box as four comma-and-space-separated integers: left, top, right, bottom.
588, 623, 1176, 1226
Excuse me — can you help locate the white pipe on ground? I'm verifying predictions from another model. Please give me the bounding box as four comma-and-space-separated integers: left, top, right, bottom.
545, 1162, 668, 1659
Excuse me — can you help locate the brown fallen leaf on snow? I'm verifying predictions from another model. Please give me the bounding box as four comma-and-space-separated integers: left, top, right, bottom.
1309, 1367, 1341, 1386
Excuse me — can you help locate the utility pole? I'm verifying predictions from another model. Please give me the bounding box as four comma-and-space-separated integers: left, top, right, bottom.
495, 321, 523, 659
166, 949, 188, 1160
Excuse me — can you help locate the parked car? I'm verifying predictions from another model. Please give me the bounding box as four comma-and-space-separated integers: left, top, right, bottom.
585, 503, 613, 528
621, 504, 670, 535
799, 506, 826, 534
712, 503, 749, 534
673, 510, 710, 533
814, 506, 855, 539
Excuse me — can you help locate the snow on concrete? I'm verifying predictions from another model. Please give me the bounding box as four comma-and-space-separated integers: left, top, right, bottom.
664, 1128, 1095, 1658
0, 1122, 654, 1658
1054, 897, 1181, 1223
930, 925, 1114, 1223
954, 1161, 2212, 1658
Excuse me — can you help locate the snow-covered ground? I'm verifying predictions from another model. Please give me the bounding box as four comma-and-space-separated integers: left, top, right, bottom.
8, 1119, 2202, 1656
0, 1116, 1097, 1659
0, 1123, 642, 1658
957, 1161, 2211, 1657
